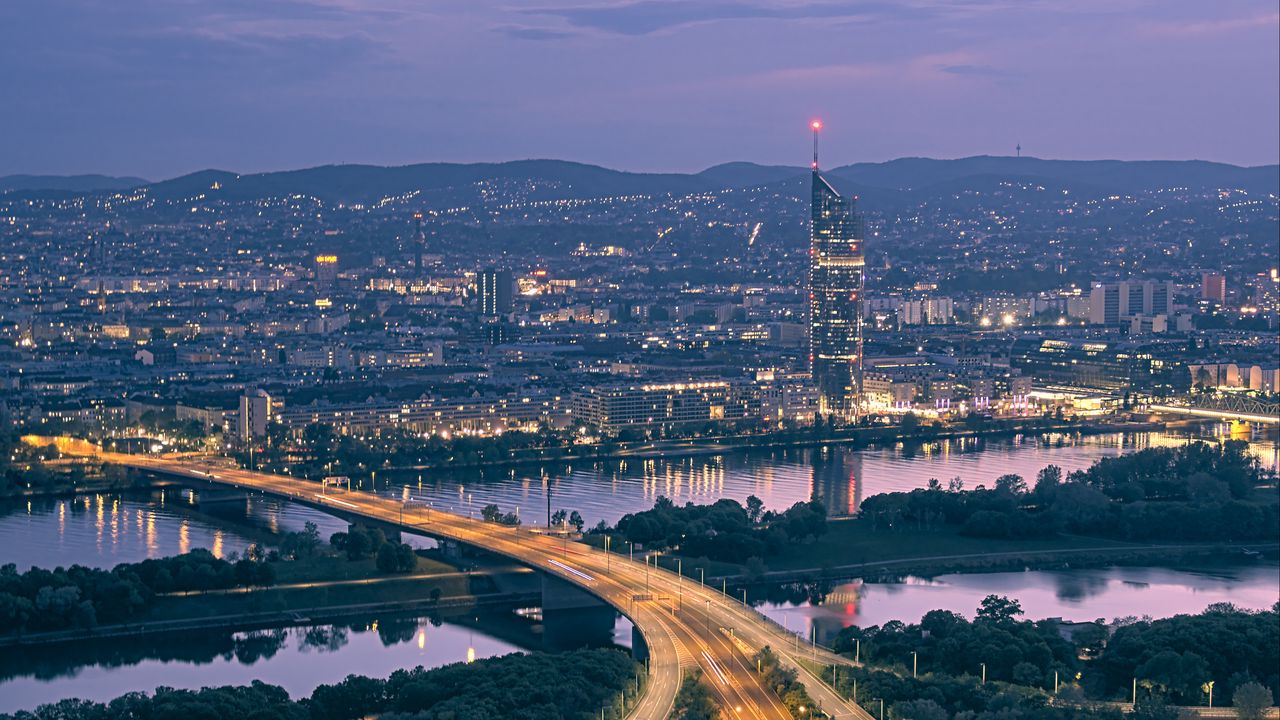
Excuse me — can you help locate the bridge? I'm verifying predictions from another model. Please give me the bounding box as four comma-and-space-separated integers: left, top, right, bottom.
34, 438, 869, 720
1147, 394, 1280, 425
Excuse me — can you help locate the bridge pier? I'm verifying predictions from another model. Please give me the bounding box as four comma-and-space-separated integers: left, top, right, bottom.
541, 574, 616, 650
193, 488, 251, 507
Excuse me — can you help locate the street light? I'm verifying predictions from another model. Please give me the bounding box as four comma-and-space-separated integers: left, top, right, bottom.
912, 651, 918, 678
981, 662, 986, 684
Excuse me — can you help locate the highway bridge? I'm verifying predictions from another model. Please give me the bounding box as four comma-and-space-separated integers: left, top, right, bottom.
1147, 394, 1280, 425
34, 438, 870, 720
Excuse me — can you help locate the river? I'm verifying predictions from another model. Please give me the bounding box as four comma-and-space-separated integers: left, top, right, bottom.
0, 611, 533, 714
0, 426, 1275, 713
753, 562, 1280, 647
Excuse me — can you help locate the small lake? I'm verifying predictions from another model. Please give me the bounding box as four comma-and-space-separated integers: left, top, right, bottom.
755, 563, 1280, 647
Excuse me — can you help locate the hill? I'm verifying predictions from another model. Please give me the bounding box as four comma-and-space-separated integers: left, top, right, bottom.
0, 174, 148, 194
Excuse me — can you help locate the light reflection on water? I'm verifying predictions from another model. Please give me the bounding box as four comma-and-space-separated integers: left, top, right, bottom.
1, 428, 1274, 570
0, 614, 525, 715
757, 563, 1280, 647
377, 428, 1278, 527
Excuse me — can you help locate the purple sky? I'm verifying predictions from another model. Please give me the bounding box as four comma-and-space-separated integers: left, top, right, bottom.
3, 1, 1277, 179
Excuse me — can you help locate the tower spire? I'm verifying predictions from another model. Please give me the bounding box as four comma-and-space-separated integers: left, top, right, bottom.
811, 120, 822, 169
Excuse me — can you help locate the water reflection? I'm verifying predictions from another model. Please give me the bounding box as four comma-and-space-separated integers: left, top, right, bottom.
0, 612, 527, 714
375, 428, 1277, 526
755, 563, 1280, 646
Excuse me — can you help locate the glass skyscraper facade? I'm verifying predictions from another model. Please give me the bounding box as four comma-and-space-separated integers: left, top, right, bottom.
809, 170, 865, 417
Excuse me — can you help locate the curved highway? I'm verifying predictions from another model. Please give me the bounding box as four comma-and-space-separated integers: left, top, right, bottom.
38, 440, 871, 719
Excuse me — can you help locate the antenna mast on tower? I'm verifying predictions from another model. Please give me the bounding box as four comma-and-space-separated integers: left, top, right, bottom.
811, 120, 822, 169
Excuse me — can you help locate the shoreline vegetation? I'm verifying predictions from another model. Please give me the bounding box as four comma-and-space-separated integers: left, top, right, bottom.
818, 596, 1278, 720
569, 439, 1277, 584
0, 647, 646, 720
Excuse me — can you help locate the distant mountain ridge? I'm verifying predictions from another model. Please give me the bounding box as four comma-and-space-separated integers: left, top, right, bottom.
0, 174, 149, 193
11, 156, 1278, 204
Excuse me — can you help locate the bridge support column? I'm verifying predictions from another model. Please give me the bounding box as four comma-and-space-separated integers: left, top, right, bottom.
194, 488, 250, 507
541, 574, 615, 650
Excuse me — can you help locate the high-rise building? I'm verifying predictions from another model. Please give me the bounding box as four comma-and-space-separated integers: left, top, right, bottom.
238, 389, 272, 441
314, 254, 338, 290
1201, 272, 1226, 303
413, 212, 426, 275
479, 268, 513, 316
1088, 280, 1175, 324
808, 128, 865, 418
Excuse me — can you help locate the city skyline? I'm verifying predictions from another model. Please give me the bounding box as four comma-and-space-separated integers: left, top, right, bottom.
2, 1, 1278, 178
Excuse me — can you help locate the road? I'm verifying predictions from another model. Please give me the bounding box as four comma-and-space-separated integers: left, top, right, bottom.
49, 443, 871, 720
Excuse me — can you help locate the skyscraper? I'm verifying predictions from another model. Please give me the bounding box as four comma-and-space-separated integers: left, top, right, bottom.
413, 212, 426, 275
479, 268, 513, 316
808, 123, 865, 418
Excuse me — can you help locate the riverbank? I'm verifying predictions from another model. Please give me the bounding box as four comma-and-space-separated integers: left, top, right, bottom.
7, 419, 1146, 501
0, 553, 539, 649
635, 517, 1280, 584
378, 419, 1151, 473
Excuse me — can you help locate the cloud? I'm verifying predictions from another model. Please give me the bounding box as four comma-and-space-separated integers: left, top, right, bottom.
1143, 12, 1279, 36
522, 0, 923, 36
941, 64, 1012, 78
749, 51, 985, 85
496, 25, 577, 40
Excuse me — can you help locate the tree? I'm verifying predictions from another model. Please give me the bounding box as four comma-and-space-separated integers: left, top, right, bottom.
376, 542, 400, 573
1035, 465, 1063, 495
1233, 682, 1273, 720
976, 595, 1024, 625
900, 412, 920, 434
746, 495, 765, 524
673, 671, 719, 720
994, 473, 1027, 495
568, 510, 585, 533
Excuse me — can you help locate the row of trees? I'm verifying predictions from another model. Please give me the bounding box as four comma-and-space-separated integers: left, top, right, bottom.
600, 495, 828, 563
328, 525, 418, 573
858, 441, 1278, 542
753, 647, 817, 718
0, 549, 276, 634
0, 649, 641, 720
0, 648, 639, 720
828, 597, 1278, 716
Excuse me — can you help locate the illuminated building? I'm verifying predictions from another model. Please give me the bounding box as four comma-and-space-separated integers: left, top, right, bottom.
807, 122, 865, 418
314, 254, 338, 290
480, 268, 513, 316
238, 389, 272, 441
571, 381, 760, 431
1201, 272, 1226, 303
1088, 281, 1175, 324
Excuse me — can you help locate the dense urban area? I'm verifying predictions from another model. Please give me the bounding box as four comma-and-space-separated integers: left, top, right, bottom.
1, 156, 1277, 720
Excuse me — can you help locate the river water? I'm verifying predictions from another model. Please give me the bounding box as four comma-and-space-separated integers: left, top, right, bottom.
0, 612, 531, 714
0, 426, 1275, 712
754, 563, 1280, 648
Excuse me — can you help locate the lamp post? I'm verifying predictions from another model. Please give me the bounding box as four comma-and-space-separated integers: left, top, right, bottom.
912, 651, 918, 678
981, 663, 986, 684
605, 535, 611, 572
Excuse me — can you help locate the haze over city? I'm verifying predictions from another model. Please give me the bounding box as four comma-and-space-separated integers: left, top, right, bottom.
3, 0, 1279, 178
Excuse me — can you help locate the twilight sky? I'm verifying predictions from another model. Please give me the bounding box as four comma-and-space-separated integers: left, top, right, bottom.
3, 0, 1277, 179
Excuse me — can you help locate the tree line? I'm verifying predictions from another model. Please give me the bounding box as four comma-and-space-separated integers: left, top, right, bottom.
828, 596, 1277, 718
0, 648, 641, 720
595, 495, 828, 563
858, 441, 1278, 542
0, 549, 276, 635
